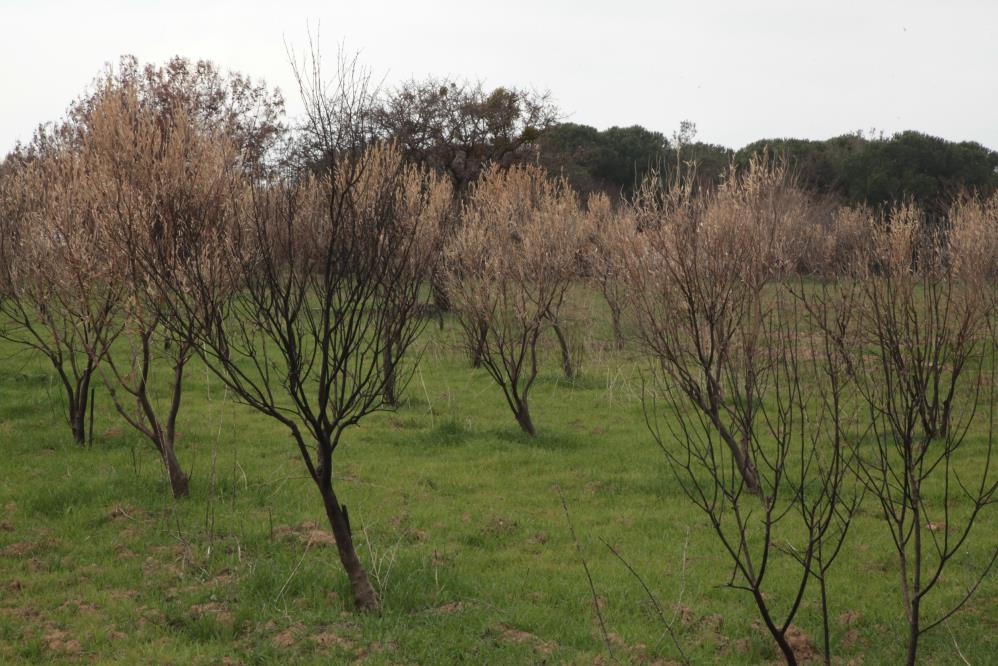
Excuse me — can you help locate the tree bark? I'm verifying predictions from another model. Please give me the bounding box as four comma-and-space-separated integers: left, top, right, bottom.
610, 306, 624, 351
383, 341, 397, 406
471, 320, 487, 368
68, 383, 89, 446
905, 602, 920, 666
515, 399, 536, 437
551, 319, 574, 379
737, 438, 762, 494
70, 405, 86, 445
161, 439, 190, 498
319, 484, 379, 611
431, 272, 451, 315
752, 588, 798, 665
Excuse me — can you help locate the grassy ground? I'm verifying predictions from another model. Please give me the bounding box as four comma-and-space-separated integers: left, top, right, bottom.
0, 301, 995, 665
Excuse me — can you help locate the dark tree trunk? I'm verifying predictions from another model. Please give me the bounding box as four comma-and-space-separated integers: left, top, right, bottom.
515, 399, 536, 437
383, 341, 397, 406
70, 404, 86, 445
431, 272, 451, 316
471, 320, 487, 368
161, 439, 190, 498
67, 380, 91, 446
905, 606, 919, 666
710, 414, 762, 494
319, 484, 378, 611
737, 438, 762, 494
752, 588, 798, 665
551, 319, 574, 379
609, 305, 624, 350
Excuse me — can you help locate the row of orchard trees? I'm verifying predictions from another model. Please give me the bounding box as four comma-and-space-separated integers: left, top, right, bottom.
0, 56, 452, 611
1, 54, 996, 662
442, 157, 998, 665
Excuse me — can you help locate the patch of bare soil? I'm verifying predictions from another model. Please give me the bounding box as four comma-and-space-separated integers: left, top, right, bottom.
190, 601, 234, 627
0, 541, 37, 557
273, 624, 304, 649
498, 623, 557, 656
58, 600, 99, 615
274, 521, 337, 548
839, 609, 860, 626
602, 630, 686, 665
43, 628, 83, 655
784, 624, 818, 662
311, 629, 353, 651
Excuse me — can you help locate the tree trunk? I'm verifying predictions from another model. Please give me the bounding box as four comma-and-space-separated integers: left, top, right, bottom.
383, 341, 397, 406
752, 588, 798, 665
161, 438, 190, 499
68, 386, 89, 446
70, 405, 86, 445
471, 320, 487, 369
737, 439, 762, 494
515, 399, 536, 437
712, 420, 761, 494
319, 484, 379, 611
610, 306, 624, 351
905, 598, 920, 666
431, 272, 451, 315
551, 320, 575, 379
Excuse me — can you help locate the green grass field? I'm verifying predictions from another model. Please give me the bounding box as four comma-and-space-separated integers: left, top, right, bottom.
0, 303, 995, 665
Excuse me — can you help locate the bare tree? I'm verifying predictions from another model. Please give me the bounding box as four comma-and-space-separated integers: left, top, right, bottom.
82, 79, 245, 498
586, 192, 631, 349
444, 164, 587, 435
625, 156, 811, 492
840, 204, 998, 666
133, 50, 450, 611
145, 136, 445, 610
641, 282, 858, 665
0, 131, 122, 445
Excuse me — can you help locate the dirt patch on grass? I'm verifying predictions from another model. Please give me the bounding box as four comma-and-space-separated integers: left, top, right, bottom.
274, 521, 337, 548
43, 628, 83, 656
272, 624, 305, 649
839, 609, 860, 626
497, 624, 556, 655
311, 629, 353, 651
58, 600, 99, 615
785, 624, 818, 662
0, 541, 37, 557
190, 601, 234, 627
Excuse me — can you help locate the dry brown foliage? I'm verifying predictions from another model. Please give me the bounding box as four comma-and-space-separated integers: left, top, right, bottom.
0, 125, 123, 445
624, 156, 863, 665
948, 191, 998, 283
624, 154, 814, 491
586, 192, 633, 349
444, 163, 588, 435
83, 79, 244, 497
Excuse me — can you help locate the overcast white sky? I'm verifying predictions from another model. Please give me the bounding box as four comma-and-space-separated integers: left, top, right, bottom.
2, 0, 997, 153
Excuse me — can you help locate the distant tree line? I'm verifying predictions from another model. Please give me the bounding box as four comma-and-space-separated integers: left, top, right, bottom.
535, 124, 998, 212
